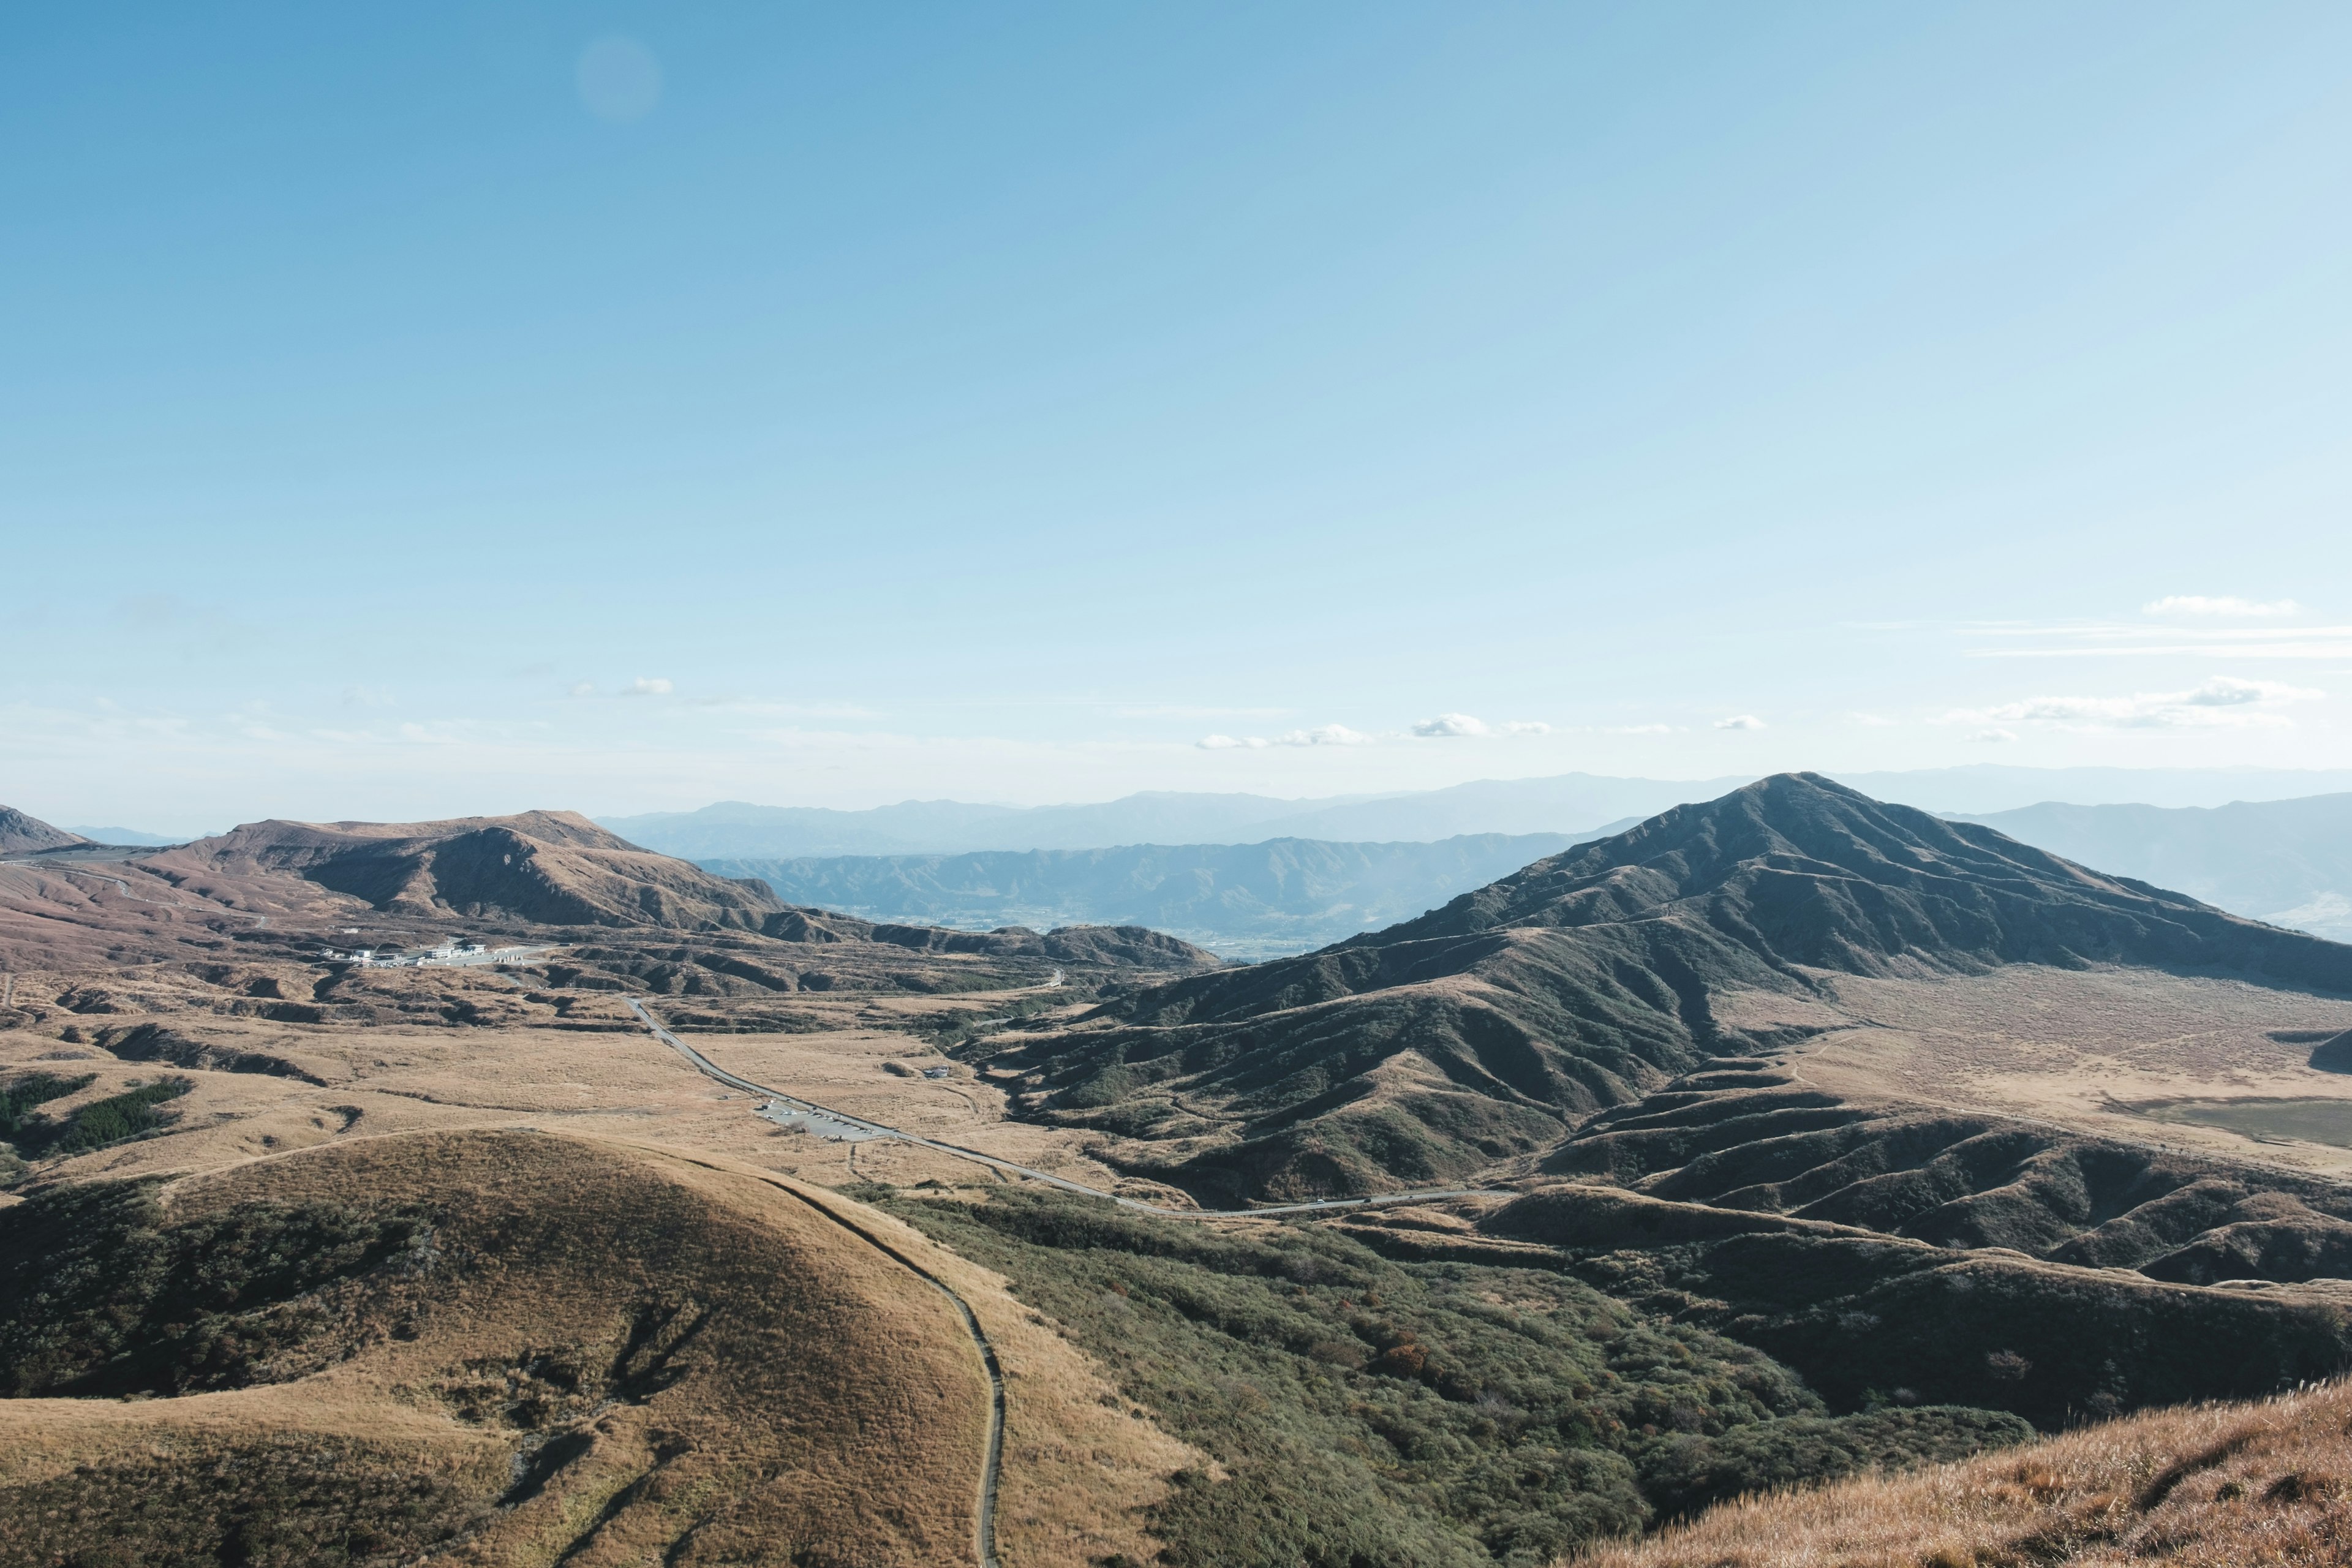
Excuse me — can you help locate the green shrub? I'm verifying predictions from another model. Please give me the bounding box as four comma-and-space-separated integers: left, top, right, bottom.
0, 1071, 193, 1161
880, 1188, 2027, 1566
0, 1180, 427, 1397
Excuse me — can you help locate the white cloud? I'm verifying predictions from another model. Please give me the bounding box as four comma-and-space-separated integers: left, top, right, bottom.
1410, 714, 1551, 739
568, 681, 597, 698
1970, 728, 2019, 744
1602, 723, 1676, 735
622, 677, 674, 697
2143, 595, 2304, 619
1714, 715, 1766, 731
1273, 724, 1372, 747
1942, 676, 2323, 731
1200, 723, 1371, 749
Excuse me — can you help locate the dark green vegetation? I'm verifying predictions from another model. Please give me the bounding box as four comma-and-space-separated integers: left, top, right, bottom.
0, 1436, 505, 1568
973, 774, 2352, 1204
1962, 791, 2352, 943
2143, 1096, 2352, 1148
0, 1069, 190, 1169
876, 1186, 2029, 1567
708, 832, 1593, 960
0, 1180, 425, 1396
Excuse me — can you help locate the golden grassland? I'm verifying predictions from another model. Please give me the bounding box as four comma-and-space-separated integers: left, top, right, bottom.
0, 962, 1164, 1202
1573, 1377, 2352, 1567
0, 1128, 1200, 1566
1746, 965, 2352, 1175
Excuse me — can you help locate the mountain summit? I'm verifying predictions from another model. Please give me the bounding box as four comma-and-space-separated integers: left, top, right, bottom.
1363, 772, 2348, 984
973, 774, 2352, 1202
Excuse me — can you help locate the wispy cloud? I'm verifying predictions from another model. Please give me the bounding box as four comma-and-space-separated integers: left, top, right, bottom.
2143, 595, 2304, 619
1714, 714, 1766, 731
1941, 676, 2323, 731
1965, 618, 2352, 660
622, 677, 674, 697
1197, 723, 1371, 750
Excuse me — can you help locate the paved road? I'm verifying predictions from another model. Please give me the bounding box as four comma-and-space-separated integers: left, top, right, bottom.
623, 996, 1509, 1219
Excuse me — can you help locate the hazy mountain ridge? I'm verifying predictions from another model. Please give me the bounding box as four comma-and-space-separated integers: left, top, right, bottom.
1960, 793, 2352, 943
602, 766, 2352, 859
704, 831, 1621, 959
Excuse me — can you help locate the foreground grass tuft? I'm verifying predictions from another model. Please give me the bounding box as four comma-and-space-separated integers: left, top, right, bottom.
1577, 1376, 2352, 1567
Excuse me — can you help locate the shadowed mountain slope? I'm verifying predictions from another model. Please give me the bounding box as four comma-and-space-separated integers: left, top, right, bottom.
970, 775, 2352, 1203
0, 809, 86, 856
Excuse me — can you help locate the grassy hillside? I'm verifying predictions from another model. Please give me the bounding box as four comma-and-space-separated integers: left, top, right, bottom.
1577, 1375, 2352, 1567
0, 1131, 1003, 1567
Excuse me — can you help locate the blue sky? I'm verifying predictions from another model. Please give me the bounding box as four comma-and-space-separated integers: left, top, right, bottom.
6, 3, 2351, 831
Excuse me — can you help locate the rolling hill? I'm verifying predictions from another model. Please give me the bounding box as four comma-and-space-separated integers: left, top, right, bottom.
0, 1129, 1183, 1567
145, 810, 790, 932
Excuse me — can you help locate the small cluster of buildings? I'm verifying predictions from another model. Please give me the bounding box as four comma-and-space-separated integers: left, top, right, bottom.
320, 938, 538, 968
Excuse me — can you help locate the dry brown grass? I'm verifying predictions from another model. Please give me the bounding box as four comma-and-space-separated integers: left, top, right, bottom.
1774, 965, 2352, 1175
0, 1128, 1200, 1566
1573, 1378, 2352, 1567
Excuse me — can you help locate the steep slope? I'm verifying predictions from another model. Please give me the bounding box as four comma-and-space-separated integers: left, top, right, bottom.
1963, 792, 2352, 942
1581, 1375, 2352, 1568
1366, 772, 2351, 987
149, 811, 788, 931
710, 832, 1596, 957
971, 775, 2352, 1202
0, 808, 87, 855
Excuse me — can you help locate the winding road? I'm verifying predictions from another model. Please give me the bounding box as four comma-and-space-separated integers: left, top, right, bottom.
623, 993, 1510, 1568
623, 996, 1504, 1219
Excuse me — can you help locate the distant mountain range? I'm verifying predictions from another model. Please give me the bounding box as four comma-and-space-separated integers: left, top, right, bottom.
602, 766, 2352, 859
704, 829, 1626, 959
1961, 794, 2352, 943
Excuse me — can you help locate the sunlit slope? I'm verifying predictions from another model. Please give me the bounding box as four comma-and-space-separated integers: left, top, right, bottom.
0, 1130, 994, 1566
1575, 1375, 2352, 1567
